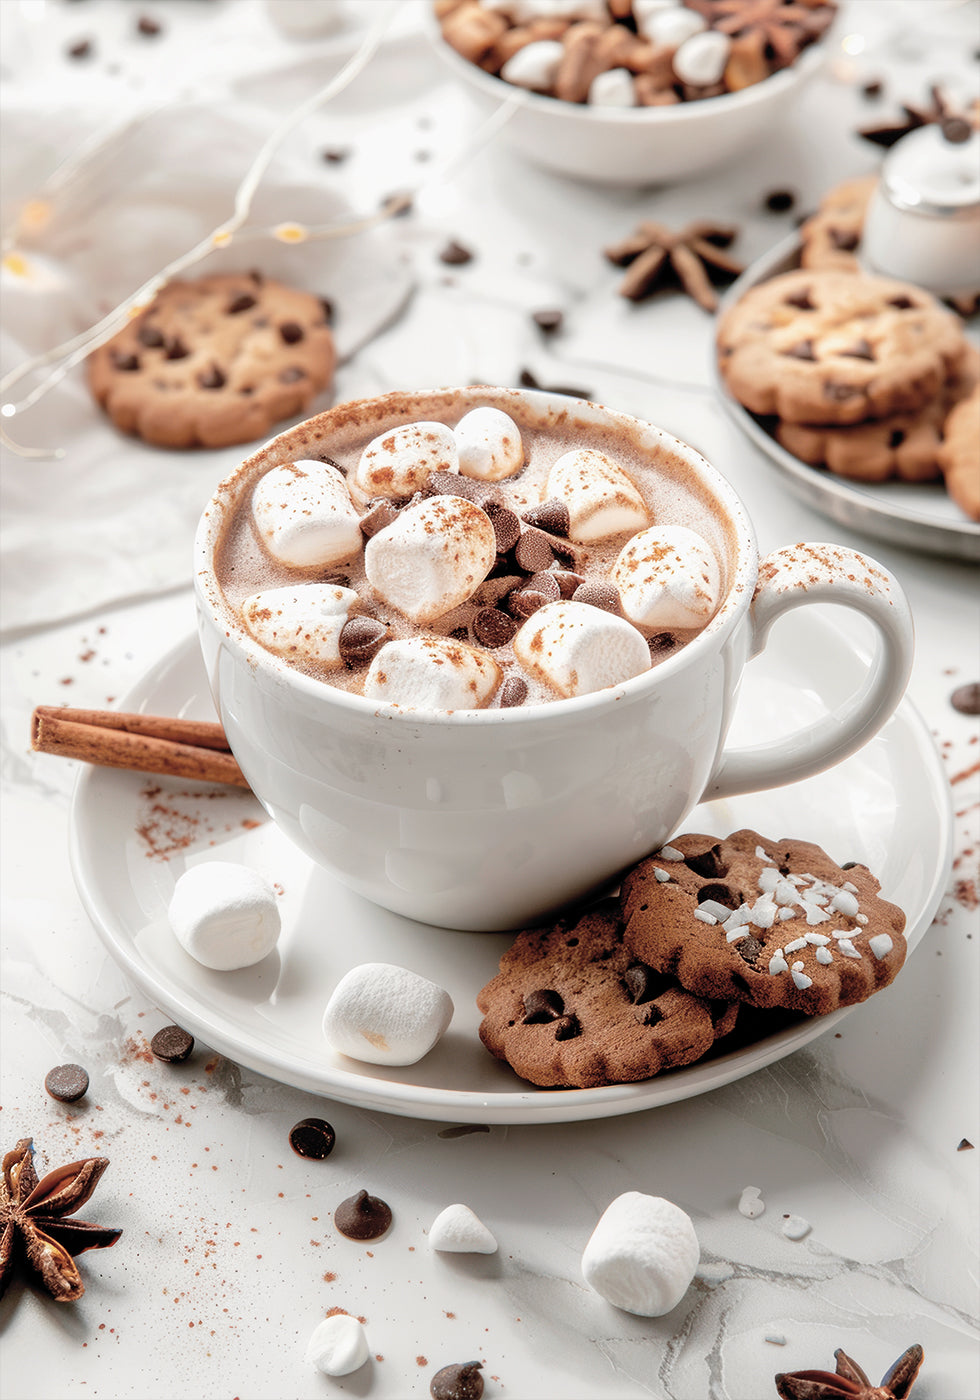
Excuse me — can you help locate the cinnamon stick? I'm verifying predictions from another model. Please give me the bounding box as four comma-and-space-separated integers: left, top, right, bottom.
31, 707, 250, 789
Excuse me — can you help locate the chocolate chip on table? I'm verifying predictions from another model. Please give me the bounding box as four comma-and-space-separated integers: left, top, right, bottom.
278, 321, 304, 344
764, 190, 796, 213
951, 681, 980, 715
439, 239, 474, 266
288, 1117, 336, 1160
150, 1025, 195, 1063
498, 674, 528, 708
522, 498, 569, 538
941, 116, 972, 144
513, 528, 554, 574
321, 147, 350, 164
862, 79, 884, 99
532, 309, 564, 334
334, 1189, 392, 1241
339, 616, 388, 667
430, 1360, 484, 1400
473, 608, 518, 649
44, 1064, 89, 1102
67, 38, 93, 60
136, 15, 162, 37
572, 580, 621, 614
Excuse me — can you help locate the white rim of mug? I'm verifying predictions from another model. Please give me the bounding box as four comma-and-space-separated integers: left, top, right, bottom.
194, 386, 759, 728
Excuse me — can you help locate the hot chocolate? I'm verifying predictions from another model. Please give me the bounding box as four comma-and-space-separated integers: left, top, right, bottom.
210, 388, 733, 710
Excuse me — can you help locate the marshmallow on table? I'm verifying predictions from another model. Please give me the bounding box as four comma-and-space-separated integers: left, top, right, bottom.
546, 450, 649, 543
305, 1314, 370, 1377
613, 525, 721, 630
429, 1204, 498, 1255
241, 584, 358, 668
455, 407, 524, 481
322, 962, 454, 1066
168, 863, 281, 971
251, 461, 361, 568
500, 39, 564, 91
364, 495, 496, 624
581, 1192, 700, 1317
352, 421, 458, 501
514, 600, 650, 698
364, 636, 501, 710
672, 30, 731, 87
589, 68, 636, 107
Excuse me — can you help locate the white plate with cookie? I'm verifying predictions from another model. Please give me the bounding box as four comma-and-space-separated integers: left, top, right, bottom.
69, 609, 952, 1124
714, 234, 980, 563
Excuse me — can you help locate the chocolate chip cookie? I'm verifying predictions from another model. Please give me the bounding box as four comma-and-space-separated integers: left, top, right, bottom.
88, 272, 335, 449
620, 830, 907, 1018
477, 902, 738, 1088
799, 174, 877, 273
939, 381, 980, 520
716, 269, 966, 425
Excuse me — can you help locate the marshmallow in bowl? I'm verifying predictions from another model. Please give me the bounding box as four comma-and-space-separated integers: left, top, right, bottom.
638, 4, 707, 46
612, 525, 720, 630
581, 1192, 700, 1317
364, 495, 496, 624
168, 862, 281, 971
513, 601, 651, 698
353, 420, 458, 500
546, 449, 649, 543
500, 39, 564, 91
429, 1204, 498, 1255
364, 636, 501, 710
589, 68, 636, 108
322, 962, 454, 1066
251, 460, 361, 568
455, 407, 524, 481
672, 30, 732, 87
241, 584, 358, 667
305, 1314, 370, 1377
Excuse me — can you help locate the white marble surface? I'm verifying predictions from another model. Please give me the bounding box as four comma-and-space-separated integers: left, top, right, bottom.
1, 2, 979, 1397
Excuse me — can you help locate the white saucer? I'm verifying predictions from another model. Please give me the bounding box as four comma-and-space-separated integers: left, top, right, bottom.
69, 611, 952, 1124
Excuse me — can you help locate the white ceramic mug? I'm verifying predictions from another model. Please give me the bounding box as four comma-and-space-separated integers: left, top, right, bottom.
194, 388, 913, 931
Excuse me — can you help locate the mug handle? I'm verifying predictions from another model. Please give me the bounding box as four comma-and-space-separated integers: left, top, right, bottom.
705, 543, 914, 802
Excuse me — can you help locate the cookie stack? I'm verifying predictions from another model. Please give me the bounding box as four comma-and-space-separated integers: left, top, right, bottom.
477, 829, 906, 1088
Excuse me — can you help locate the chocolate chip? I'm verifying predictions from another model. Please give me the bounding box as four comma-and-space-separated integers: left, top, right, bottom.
829, 227, 860, 251
427, 470, 483, 503
685, 844, 726, 879
430, 1361, 484, 1400
941, 117, 972, 144
861, 79, 884, 98
509, 586, 550, 619
359, 499, 400, 538
522, 498, 570, 538
227, 293, 257, 314
738, 936, 764, 965
958, 1139, 975, 1151
698, 882, 739, 909
522, 988, 564, 1023
764, 190, 796, 213
951, 681, 980, 715
888, 295, 915, 310
67, 38, 93, 59
137, 324, 165, 348
279, 367, 306, 383
825, 382, 861, 400
649, 631, 676, 653
553, 1013, 580, 1041
483, 502, 521, 554
783, 339, 816, 361
888, 429, 906, 448
339, 616, 388, 667
198, 365, 226, 389
519, 368, 541, 389
525, 571, 561, 601
623, 962, 666, 1005
136, 15, 162, 36
499, 674, 528, 708
44, 1064, 89, 1102
321, 147, 350, 164
783, 288, 815, 311
279, 321, 304, 344
164, 335, 189, 360
514, 528, 554, 574
840, 338, 875, 360
288, 1117, 336, 1160
319, 297, 335, 325
334, 1188, 392, 1241
473, 608, 518, 649
111, 351, 140, 372
532, 309, 563, 334
439, 239, 474, 266
840, 861, 863, 870
150, 1025, 195, 1063
634, 1003, 663, 1027
572, 580, 621, 614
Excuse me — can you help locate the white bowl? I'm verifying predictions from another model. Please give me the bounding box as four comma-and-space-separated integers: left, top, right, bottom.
429, 15, 832, 186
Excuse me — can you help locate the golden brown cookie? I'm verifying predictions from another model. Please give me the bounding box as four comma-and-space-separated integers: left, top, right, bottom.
799, 174, 877, 273
939, 382, 980, 521
620, 830, 907, 1017
476, 902, 738, 1089
88, 272, 335, 449
716, 269, 966, 425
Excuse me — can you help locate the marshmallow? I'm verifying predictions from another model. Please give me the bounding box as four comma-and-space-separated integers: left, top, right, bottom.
639, 4, 706, 45
513, 601, 650, 698
251, 460, 361, 568
738, 1186, 765, 1219
588, 68, 636, 108
612, 525, 721, 631
364, 636, 501, 710
546, 449, 649, 543
353, 421, 457, 501
429, 1204, 498, 1255
305, 1314, 370, 1376
454, 407, 525, 481
242, 584, 358, 668
672, 29, 731, 87
500, 39, 564, 91
498, 0, 607, 19
322, 962, 454, 1065
168, 863, 281, 971
364, 495, 496, 624
581, 1192, 700, 1317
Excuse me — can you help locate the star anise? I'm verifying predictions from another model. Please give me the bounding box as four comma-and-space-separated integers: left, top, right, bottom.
859, 84, 977, 148
0, 1138, 122, 1303
604, 220, 744, 312
775, 1344, 924, 1399
687, 0, 835, 68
